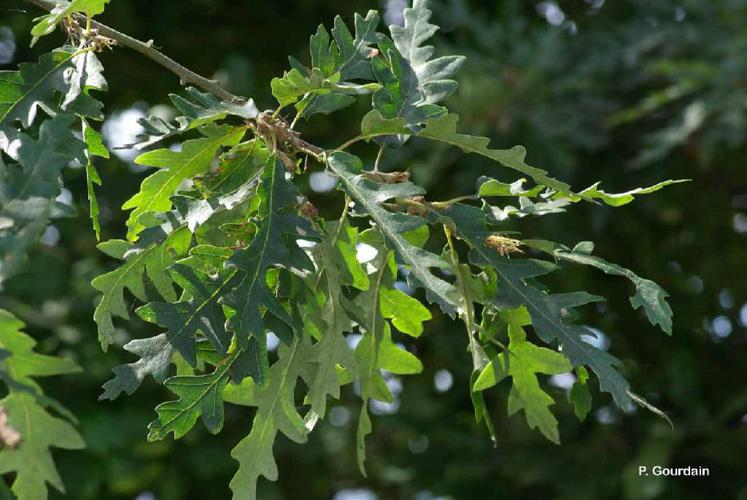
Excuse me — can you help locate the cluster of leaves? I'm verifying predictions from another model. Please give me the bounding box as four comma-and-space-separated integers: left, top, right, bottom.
0, 3, 108, 496
0, 1, 683, 498
0, 310, 84, 498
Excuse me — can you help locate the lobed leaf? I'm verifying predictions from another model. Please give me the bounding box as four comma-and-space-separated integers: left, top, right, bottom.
230, 339, 309, 500
326, 151, 459, 316
474, 307, 572, 443
31, 0, 111, 46
569, 366, 592, 421
525, 240, 674, 334
0, 47, 104, 129
0, 309, 84, 499
99, 334, 173, 401
137, 262, 237, 366
371, 0, 465, 144
274, 10, 381, 119
91, 225, 191, 350
0, 393, 84, 499
357, 111, 575, 194
432, 203, 636, 410
123, 124, 245, 239
82, 119, 108, 240
147, 352, 236, 440
128, 87, 258, 149
222, 157, 315, 360
0, 114, 85, 286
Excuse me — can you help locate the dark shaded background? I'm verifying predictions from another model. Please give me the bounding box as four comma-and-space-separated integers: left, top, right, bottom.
1, 0, 746, 498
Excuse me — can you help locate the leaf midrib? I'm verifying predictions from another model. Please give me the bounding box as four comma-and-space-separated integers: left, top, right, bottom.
0, 51, 75, 125
130, 129, 241, 222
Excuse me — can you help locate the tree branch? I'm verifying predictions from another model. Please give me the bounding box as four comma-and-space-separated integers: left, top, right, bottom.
22, 0, 247, 103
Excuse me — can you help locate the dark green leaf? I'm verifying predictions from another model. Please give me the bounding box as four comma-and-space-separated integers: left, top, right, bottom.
326, 151, 459, 316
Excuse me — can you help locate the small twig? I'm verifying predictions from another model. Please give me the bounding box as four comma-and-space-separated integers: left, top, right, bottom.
289, 111, 301, 130
254, 111, 325, 162
373, 145, 385, 173
23, 0, 246, 103
430, 194, 477, 208
487, 337, 510, 353
444, 226, 486, 372
334, 134, 367, 152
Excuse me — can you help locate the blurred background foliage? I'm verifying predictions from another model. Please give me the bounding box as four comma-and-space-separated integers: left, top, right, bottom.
1, 0, 747, 498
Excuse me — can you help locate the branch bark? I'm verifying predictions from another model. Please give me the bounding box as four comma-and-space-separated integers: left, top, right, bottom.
22, 0, 247, 103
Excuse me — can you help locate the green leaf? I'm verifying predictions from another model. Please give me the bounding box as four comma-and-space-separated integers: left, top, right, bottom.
356, 111, 575, 195
0, 47, 104, 128
200, 140, 268, 204
360, 109, 409, 137
477, 177, 544, 198
147, 352, 236, 440
297, 10, 381, 81
62, 50, 107, 115
123, 125, 245, 239
332, 10, 381, 80
274, 10, 381, 118
0, 114, 85, 285
31, 0, 111, 45
271, 68, 379, 110
129, 87, 259, 149
469, 370, 496, 445
223, 377, 258, 407
302, 322, 356, 420
230, 339, 309, 500
223, 157, 315, 350
171, 87, 258, 123
295, 92, 356, 119
433, 203, 636, 411
356, 402, 373, 477
348, 251, 390, 475
300, 222, 360, 419
0, 393, 84, 499
312, 220, 369, 295
526, 240, 674, 334
137, 261, 237, 365
474, 308, 572, 443
377, 323, 423, 374
271, 68, 326, 108
0, 309, 84, 499
569, 366, 592, 421
0, 310, 81, 384
379, 287, 431, 337
326, 151, 459, 316
568, 179, 689, 207
83, 119, 108, 240
342, 234, 423, 473
310, 24, 341, 77
91, 226, 191, 350
99, 334, 173, 401
418, 114, 573, 194
476, 175, 688, 208
371, 0, 464, 142
93, 141, 270, 353
444, 233, 494, 440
